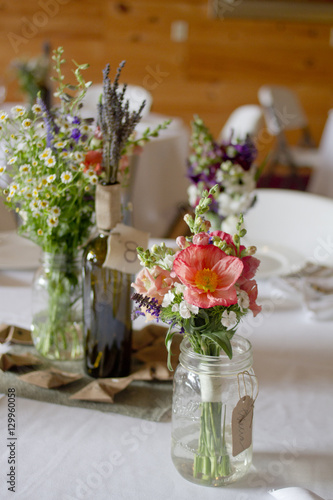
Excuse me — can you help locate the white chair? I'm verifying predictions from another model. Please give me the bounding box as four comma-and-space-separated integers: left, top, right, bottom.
81, 83, 153, 121
219, 104, 265, 143
307, 109, 333, 198
257, 85, 319, 172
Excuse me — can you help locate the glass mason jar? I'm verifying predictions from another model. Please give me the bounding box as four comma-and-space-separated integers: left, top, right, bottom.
171, 335, 257, 487
31, 252, 83, 360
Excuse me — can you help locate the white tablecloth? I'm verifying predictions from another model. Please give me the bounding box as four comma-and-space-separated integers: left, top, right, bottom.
1, 189, 333, 500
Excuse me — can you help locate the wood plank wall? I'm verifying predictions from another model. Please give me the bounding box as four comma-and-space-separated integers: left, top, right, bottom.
0, 0, 332, 147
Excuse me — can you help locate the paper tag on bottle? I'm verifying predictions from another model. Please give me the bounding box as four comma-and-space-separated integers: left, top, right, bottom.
232, 395, 254, 457
103, 223, 149, 274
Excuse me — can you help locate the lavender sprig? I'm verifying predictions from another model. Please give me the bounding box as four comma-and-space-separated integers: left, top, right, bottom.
98, 61, 146, 185
132, 293, 161, 320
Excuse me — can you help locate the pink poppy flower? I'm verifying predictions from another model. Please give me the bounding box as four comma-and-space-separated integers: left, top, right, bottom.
173, 244, 243, 308
132, 265, 177, 305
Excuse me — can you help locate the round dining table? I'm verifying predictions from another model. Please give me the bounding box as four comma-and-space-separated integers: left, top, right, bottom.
0, 189, 333, 500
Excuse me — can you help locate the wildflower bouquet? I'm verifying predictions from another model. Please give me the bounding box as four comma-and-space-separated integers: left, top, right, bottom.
0, 47, 103, 359
187, 116, 262, 232
132, 184, 261, 484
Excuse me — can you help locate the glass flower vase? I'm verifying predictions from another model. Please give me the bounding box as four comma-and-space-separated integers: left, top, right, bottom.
31, 252, 83, 360
171, 335, 257, 487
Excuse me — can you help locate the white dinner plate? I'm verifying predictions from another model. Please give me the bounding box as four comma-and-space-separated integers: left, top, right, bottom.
0, 231, 41, 270
254, 241, 305, 279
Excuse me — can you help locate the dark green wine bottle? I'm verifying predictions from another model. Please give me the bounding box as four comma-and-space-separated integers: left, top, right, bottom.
83, 183, 132, 378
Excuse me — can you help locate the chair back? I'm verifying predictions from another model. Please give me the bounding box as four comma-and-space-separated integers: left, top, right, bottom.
219, 104, 265, 142
258, 85, 308, 135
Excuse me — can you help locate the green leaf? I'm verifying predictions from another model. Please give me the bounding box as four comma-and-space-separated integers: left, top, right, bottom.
201, 330, 233, 359
165, 324, 177, 371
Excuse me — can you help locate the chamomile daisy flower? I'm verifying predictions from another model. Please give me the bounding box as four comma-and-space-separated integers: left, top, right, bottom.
51, 206, 61, 217
39, 148, 52, 160
32, 104, 42, 115
0, 166, 6, 175
19, 165, 30, 173
11, 105, 26, 118
0, 112, 8, 122
30, 200, 39, 210
54, 141, 66, 149
8, 157, 17, 165
32, 211, 42, 219
61, 171, 73, 184
37, 229, 43, 236
47, 174, 56, 183
89, 174, 98, 184
32, 189, 39, 198
45, 156, 56, 168
22, 119, 32, 129
39, 200, 49, 209
47, 216, 59, 228
73, 151, 84, 162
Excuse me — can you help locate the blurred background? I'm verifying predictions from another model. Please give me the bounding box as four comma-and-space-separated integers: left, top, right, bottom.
0, 0, 333, 236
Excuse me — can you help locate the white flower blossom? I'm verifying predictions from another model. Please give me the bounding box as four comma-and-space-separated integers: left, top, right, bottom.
174, 282, 186, 295
32, 104, 42, 115
179, 300, 199, 319
221, 310, 237, 329
47, 215, 59, 228
0, 112, 8, 122
0, 166, 6, 175
22, 119, 32, 129
237, 290, 250, 311
45, 156, 56, 168
61, 171, 73, 184
39, 148, 52, 161
162, 290, 175, 307
11, 105, 26, 118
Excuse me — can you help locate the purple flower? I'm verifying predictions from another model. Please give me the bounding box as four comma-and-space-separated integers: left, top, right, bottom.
71, 128, 81, 141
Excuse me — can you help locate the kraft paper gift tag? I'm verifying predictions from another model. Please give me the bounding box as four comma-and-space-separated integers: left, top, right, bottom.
0, 352, 41, 372
19, 368, 83, 389
0, 324, 33, 345
70, 376, 134, 403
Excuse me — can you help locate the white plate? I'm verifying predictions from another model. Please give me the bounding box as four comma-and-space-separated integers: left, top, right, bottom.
254, 241, 305, 279
0, 231, 41, 270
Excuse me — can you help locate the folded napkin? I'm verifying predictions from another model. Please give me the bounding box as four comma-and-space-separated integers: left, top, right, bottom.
269, 487, 326, 500
19, 368, 83, 389
0, 351, 41, 371
276, 262, 333, 320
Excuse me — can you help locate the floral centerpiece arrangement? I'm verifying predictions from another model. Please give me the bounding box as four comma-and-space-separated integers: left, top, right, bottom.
0, 47, 167, 361
0, 47, 101, 359
187, 116, 262, 233
132, 185, 261, 485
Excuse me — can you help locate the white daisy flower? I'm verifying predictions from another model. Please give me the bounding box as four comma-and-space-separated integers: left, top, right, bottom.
0, 111, 8, 122
61, 171, 73, 184
0, 166, 6, 175
30, 200, 39, 210
73, 151, 84, 162
11, 105, 26, 118
39, 148, 52, 160
89, 174, 98, 184
32, 211, 42, 219
32, 104, 42, 114
8, 156, 17, 165
45, 156, 56, 168
221, 310, 238, 329
47, 174, 56, 183
51, 206, 61, 216
22, 119, 32, 129
54, 141, 66, 149
37, 229, 43, 236
39, 200, 49, 209
47, 216, 59, 228
19, 164, 30, 173
10, 183, 18, 192
32, 189, 39, 198
32, 160, 38, 167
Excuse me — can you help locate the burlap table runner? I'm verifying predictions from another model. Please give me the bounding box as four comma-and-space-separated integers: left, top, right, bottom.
0, 324, 181, 422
